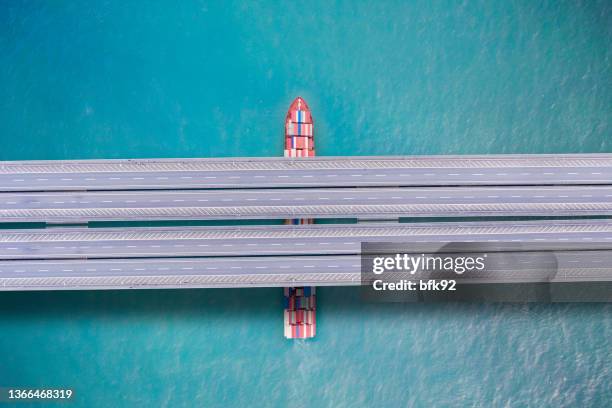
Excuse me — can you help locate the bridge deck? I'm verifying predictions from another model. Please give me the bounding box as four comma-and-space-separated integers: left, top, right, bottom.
0, 252, 610, 291
1, 186, 611, 222
1, 154, 611, 191
1, 219, 611, 260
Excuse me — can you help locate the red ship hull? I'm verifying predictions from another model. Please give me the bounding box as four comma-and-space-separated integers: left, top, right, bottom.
284, 97, 315, 158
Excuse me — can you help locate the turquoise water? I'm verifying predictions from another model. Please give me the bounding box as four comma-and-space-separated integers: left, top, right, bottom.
0, 1, 611, 407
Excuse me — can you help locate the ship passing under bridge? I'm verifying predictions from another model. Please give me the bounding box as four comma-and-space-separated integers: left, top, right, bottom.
0, 154, 611, 291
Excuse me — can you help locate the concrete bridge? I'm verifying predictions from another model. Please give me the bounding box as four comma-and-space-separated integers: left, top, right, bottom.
0, 154, 610, 290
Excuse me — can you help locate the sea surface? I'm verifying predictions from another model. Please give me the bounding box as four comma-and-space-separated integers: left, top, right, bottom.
0, 1, 611, 407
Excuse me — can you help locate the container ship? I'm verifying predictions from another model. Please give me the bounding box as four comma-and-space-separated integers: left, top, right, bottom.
283, 96, 317, 339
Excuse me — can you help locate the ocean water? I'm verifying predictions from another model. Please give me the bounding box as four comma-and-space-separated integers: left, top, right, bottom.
0, 1, 611, 407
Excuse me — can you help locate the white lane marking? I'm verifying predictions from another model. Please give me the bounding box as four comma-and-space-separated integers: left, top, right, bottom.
13, 179, 24, 182
302, 175, 314, 178
581, 195, 593, 198
255, 266, 266, 269
254, 175, 265, 178
278, 175, 289, 178
111, 268, 122, 271
487, 196, 499, 198
157, 177, 169, 180
448, 173, 460, 176
231, 266, 242, 269
472, 173, 484, 176
206, 267, 218, 270
543, 173, 554, 176
102, 200, 112, 203
126, 200, 136, 203
343, 197, 354, 200
53, 201, 65, 204
568, 172, 578, 175
496, 173, 507, 176
135, 268, 145, 271
173, 199, 185, 202
423, 173, 435, 176
198, 199, 209, 202
304, 265, 315, 268
198, 244, 208, 247
318, 197, 329, 200
270, 198, 281, 201
110, 177, 120, 180
246, 198, 258, 201
6, 201, 16, 204
85, 178, 96, 181
415, 196, 426, 199
37, 178, 48, 181
221, 198, 233, 201
375, 174, 386, 177
559, 195, 569, 198
229, 176, 240, 179
351, 174, 362, 177
61, 178, 72, 181
592, 172, 602, 175
205, 176, 217, 179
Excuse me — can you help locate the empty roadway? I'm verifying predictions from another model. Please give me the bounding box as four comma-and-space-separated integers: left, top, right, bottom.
1, 154, 611, 191
1, 220, 611, 260
1, 186, 611, 222
0, 252, 610, 290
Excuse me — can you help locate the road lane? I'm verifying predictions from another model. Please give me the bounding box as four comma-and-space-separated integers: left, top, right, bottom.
1, 154, 611, 191
1, 219, 611, 259
1, 186, 611, 222
0, 251, 610, 290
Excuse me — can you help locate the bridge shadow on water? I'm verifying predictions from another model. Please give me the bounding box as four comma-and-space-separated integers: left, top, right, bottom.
0, 286, 608, 322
